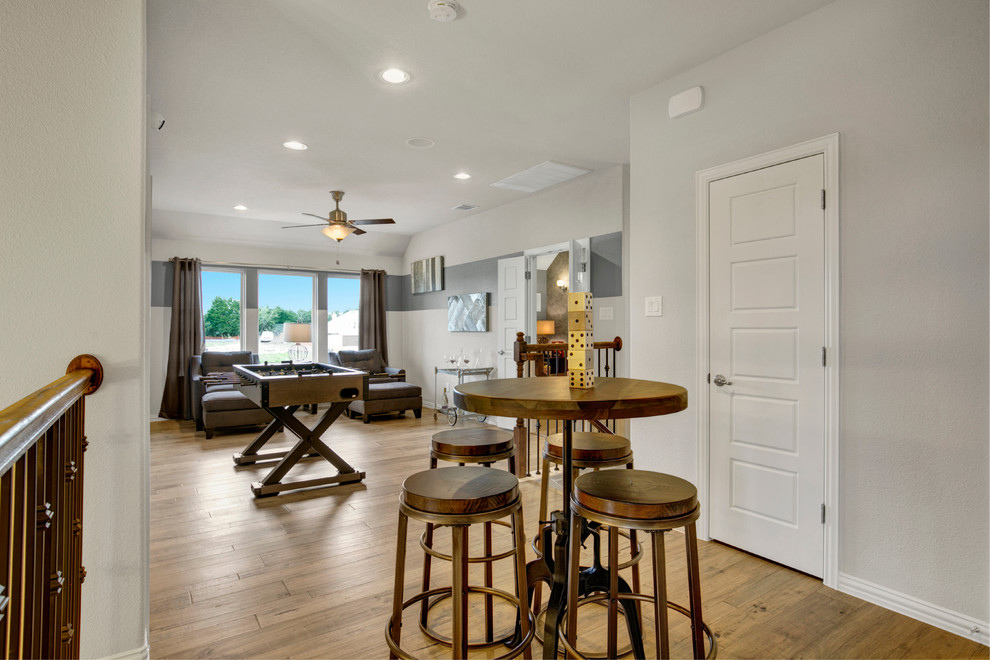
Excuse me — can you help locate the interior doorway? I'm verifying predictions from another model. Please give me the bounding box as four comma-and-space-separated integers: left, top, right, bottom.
695, 134, 840, 587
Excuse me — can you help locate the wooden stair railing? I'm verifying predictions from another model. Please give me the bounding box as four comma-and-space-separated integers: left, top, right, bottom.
0, 355, 103, 659
512, 332, 622, 476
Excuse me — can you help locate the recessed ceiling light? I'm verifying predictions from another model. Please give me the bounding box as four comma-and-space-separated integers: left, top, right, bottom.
380, 68, 410, 84
283, 140, 308, 150
406, 137, 435, 149
453, 172, 471, 180
233, 204, 248, 211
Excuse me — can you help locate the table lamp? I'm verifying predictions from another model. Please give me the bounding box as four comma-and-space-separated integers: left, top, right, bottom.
283, 322, 311, 361
536, 320, 555, 343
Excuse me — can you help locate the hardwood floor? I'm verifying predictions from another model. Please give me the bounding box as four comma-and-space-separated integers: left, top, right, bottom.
150, 412, 988, 659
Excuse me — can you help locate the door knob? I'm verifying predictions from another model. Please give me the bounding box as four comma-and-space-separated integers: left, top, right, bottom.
497, 349, 505, 355
712, 374, 733, 387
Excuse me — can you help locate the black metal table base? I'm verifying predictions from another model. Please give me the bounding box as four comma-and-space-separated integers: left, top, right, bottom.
526, 420, 646, 659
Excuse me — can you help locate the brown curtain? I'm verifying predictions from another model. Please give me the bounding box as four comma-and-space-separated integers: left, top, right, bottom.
358, 269, 388, 364
159, 257, 204, 419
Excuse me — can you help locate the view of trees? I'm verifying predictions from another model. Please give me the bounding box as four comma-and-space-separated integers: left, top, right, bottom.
203, 297, 313, 337
203, 297, 240, 337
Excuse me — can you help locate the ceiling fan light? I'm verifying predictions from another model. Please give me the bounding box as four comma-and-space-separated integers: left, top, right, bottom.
322, 224, 356, 242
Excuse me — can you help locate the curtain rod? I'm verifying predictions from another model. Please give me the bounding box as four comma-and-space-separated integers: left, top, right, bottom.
202, 260, 369, 274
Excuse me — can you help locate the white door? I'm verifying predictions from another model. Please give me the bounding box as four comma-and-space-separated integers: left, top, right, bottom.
708, 154, 826, 577
496, 256, 527, 429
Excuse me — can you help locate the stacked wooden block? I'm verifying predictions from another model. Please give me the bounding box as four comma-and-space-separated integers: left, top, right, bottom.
567, 291, 594, 388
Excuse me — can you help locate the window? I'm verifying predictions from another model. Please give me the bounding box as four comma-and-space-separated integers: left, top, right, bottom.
201, 269, 243, 351
258, 273, 314, 362
327, 275, 360, 352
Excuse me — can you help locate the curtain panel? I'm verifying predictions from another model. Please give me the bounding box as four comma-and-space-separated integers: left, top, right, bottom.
159, 257, 204, 419
358, 269, 388, 364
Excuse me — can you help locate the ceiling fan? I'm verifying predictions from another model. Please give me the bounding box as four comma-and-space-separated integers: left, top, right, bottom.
282, 190, 395, 242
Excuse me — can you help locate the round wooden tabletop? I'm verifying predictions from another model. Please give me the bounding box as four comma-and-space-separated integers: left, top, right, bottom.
452, 377, 687, 421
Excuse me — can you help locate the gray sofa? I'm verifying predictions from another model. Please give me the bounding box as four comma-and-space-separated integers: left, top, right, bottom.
190, 351, 272, 438
328, 349, 422, 423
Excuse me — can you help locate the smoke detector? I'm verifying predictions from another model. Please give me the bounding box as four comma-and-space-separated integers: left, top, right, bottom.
428, 0, 458, 22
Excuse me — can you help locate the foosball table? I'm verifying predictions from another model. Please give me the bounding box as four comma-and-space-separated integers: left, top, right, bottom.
221, 362, 369, 497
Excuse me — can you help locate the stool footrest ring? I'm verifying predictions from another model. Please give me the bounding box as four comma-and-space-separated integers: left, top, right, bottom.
385, 586, 535, 660
556, 592, 717, 660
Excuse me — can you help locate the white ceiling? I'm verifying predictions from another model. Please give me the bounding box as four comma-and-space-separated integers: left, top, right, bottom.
148, 0, 833, 257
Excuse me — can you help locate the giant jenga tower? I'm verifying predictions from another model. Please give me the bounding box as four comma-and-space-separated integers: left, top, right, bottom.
567, 291, 594, 388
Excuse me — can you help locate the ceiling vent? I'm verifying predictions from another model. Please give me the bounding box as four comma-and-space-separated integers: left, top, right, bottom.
491, 161, 591, 194
453, 203, 479, 211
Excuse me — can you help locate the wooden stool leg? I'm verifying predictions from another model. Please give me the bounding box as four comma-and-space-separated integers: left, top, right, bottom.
451, 525, 469, 659
420, 522, 434, 627
566, 510, 582, 657
607, 525, 620, 660
389, 511, 409, 660
533, 455, 551, 613
626, 461, 642, 624
512, 506, 533, 660
484, 520, 495, 643
685, 522, 705, 658
652, 531, 670, 659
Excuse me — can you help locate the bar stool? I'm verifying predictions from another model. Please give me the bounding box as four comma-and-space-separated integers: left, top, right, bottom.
386, 466, 533, 659
560, 470, 715, 659
533, 433, 642, 624
430, 428, 516, 471
423, 429, 516, 641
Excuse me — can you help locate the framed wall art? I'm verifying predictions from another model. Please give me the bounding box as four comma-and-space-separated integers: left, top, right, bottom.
447, 293, 488, 332
411, 255, 444, 294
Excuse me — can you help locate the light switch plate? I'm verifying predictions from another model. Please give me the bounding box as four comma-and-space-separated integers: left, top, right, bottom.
599, 306, 613, 320
645, 296, 663, 317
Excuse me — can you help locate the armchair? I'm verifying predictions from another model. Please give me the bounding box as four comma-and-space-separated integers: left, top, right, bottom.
190, 351, 272, 438
328, 349, 422, 423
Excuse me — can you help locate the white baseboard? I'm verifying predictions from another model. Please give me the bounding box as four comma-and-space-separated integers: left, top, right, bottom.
837, 572, 989, 646
102, 643, 150, 660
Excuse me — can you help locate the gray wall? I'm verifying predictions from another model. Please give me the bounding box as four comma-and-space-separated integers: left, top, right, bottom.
629, 0, 987, 631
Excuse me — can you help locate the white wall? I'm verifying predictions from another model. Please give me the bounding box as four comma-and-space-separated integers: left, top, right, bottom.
629, 0, 988, 637
401, 166, 628, 404
150, 233, 403, 415
0, 2, 148, 657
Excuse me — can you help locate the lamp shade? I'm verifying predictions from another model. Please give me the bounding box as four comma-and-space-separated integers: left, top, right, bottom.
322, 224, 356, 242
537, 320, 555, 335
283, 322, 311, 343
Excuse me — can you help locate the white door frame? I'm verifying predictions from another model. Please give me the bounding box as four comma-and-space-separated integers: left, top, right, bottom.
695, 133, 840, 588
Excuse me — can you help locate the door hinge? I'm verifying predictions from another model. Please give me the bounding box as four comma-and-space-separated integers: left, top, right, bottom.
707, 373, 711, 384
821, 503, 826, 524
821, 189, 826, 210
524, 270, 531, 280
822, 347, 827, 367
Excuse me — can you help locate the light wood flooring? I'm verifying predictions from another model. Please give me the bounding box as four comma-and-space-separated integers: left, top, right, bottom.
150, 411, 988, 659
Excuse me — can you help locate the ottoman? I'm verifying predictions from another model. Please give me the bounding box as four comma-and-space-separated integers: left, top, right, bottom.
348, 380, 423, 423
201, 389, 273, 438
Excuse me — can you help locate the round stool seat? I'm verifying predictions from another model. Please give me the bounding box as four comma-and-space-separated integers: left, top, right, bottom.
546, 431, 631, 462
574, 469, 697, 521
431, 428, 513, 458
403, 466, 519, 516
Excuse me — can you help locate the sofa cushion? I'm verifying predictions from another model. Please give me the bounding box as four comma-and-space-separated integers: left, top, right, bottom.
202, 390, 261, 412
202, 351, 254, 373
336, 349, 385, 374
365, 381, 422, 401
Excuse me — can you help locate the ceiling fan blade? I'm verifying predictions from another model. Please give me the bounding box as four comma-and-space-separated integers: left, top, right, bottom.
282, 222, 327, 229
350, 218, 395, 225
302, 213, 330, 222
351, 227, 367, 235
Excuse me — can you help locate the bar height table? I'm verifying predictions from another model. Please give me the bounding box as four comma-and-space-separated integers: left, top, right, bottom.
453, 376, 688, 658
